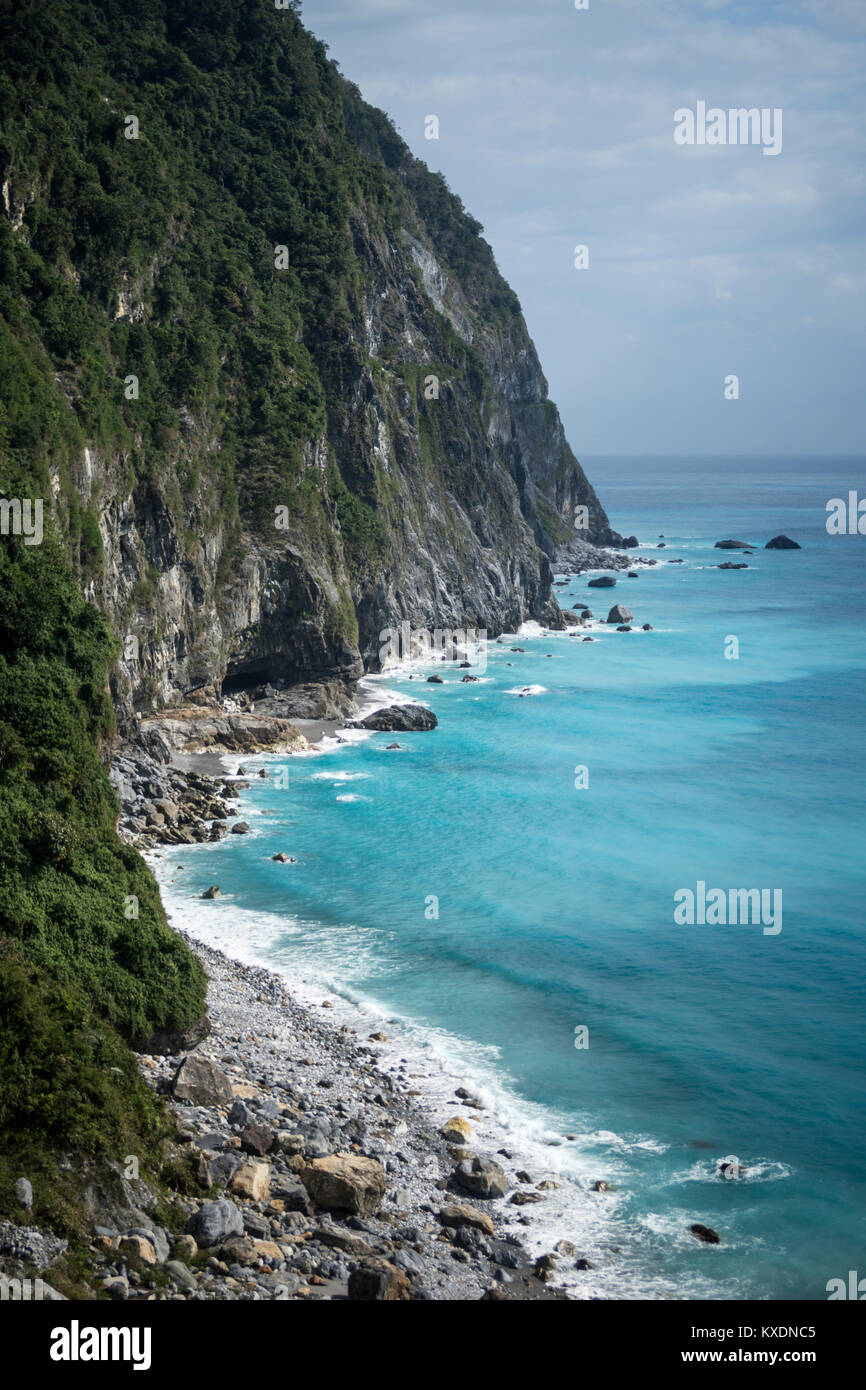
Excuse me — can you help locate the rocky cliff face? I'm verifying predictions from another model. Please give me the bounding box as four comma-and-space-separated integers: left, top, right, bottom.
1, 0, 623, 734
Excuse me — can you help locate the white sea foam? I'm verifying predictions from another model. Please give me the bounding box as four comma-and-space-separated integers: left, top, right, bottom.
310, 770, 369, 782
150, 848, 718, 1299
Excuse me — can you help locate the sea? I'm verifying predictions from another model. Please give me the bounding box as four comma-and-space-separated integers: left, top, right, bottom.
153, 454, 866, 1300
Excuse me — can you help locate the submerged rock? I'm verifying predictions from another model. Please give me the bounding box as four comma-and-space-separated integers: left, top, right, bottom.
690, 1223, 721, 1244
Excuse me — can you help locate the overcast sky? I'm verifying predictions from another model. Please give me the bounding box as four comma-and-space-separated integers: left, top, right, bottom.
301, 0, 865, 457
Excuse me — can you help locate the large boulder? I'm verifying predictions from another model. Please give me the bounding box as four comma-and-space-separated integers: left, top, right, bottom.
231, 1161, 271, 1202
136, 1013, 212, 1056
187, 1199, 243, 1248
350, 705, 438, 732
765, 534, 801, 549
587, 576, 616, 588
714, 539, 753, 550
171, 1056, 233, 1107
440, 1117, 474, 1144
606, 604, 633, 624
347, 1257, 412, 1301
300, 1154, 387, 1217
437, 1202, 495, 1236
452, 1156, 508, 1200
240, 1123, 274, 1156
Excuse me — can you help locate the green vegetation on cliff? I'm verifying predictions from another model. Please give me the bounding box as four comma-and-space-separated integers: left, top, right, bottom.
0, 513, 206, 1226
0, 0, 611, 1246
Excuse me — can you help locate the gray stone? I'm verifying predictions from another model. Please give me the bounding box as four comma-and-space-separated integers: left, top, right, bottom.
606, 604, 633, 624
452, 1157, 508, 1200
14, 1178, 33, 1211
187, 1199, 244, 1248
207, 1152, 243, 1187
172, 1056, 234, 1108
164, 1260, 197, 1290
350, 706, 438, 733
228, 1099, 253, 1127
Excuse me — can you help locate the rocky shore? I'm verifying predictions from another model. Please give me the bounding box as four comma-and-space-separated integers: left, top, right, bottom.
110, 705, 312, 851
2, 934, 575, 1301
4, 570, 663, 1302
129, 936, 571, 1300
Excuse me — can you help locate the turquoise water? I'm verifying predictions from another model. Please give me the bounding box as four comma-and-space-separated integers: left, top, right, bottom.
157, 456, 866, 1299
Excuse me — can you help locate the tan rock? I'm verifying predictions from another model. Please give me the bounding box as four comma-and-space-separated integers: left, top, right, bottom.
301, 1153, 387, 1217
171, 1056, 234, 1107
253, 1240, 283, 1261
231, 1160, 271, 1202
219, 1234, 258, 1266
437, 1202, 495, 1236
440, 1116, 474, 1144
119, 1234, 157, 1264
231, 1083, 260, 1100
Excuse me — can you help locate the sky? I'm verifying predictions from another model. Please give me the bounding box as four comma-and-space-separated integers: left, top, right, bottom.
301, 0, 866, 457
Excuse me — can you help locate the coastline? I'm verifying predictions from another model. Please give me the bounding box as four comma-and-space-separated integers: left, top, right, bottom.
106, 543, 685, 1300
139, 642, 647, 1301
114, 541, 679, 1301
131, 926, 569, 1300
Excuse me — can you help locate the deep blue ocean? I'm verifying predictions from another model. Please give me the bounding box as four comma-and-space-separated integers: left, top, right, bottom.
155, 455, 866, 1300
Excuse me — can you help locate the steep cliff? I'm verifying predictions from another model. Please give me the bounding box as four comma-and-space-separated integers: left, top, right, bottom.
0, 0, 621, 734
